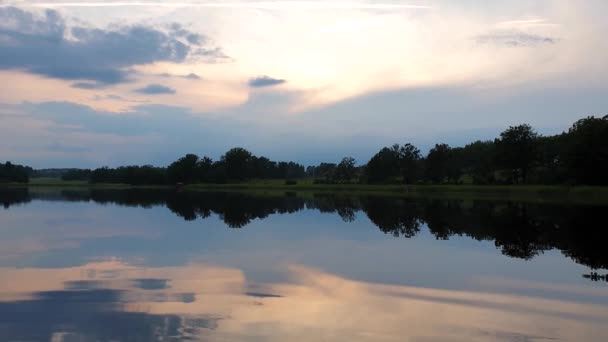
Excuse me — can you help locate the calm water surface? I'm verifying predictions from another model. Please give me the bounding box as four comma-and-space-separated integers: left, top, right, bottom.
0, 188, 607, 341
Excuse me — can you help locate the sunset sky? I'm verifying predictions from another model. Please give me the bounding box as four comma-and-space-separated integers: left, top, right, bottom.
1, 0, 607, 167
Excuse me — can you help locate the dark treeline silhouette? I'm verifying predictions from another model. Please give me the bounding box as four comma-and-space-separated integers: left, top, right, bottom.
6, 115, 607, 186
0, 162, 31, 183
82, 148, 306, 185
364, 116, 608, 185
85, 115, 608, 185
2, 188, 607, 270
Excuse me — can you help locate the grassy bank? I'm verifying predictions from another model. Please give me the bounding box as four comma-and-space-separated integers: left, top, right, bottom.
5, 178, 608, 205
184, 182, 608, 205
24, 177, 169, 189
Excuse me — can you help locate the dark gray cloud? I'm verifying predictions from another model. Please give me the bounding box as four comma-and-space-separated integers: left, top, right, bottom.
91, 94, 148, 103
245, 292, 284, 298
103, 94, 125, 100
0, 7, 223, 84
72, 82, 105, 90
169, 22, 204, 44
159, 72, 201, 80
476, 31, 556, 47
135, 84, 176, 95
185, 73, 201, 79
132, 278, 171, 290
248, 75, 287, 87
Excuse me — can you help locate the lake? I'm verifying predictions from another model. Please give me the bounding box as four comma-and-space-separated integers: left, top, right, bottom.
1, 188, 607, 341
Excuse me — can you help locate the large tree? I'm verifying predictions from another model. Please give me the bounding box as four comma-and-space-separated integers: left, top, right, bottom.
167, 154, 200, 184
459, 140, 496, 184
0, 161, 31, 183
366, 145, 401, 183
335, 157, 357, 182
495, 124, 539, 184
366, 143, 421, 184
563, 116, 608, 185
425, 143, 452, 184
221, 147, 253, 181
398, 143, 421, 185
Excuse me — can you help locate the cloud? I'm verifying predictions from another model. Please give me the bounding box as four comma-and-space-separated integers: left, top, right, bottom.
184, 73, 201, 80
476, 31, 557, 47
159, 72, 201, 80
3, 73, 608, 168
71, 82, 105, 90
134, 84, 176, 95
92, 94, 148, 103
10, 1, 433, 10
248, 76, 286, 88
0, 6, 223, 84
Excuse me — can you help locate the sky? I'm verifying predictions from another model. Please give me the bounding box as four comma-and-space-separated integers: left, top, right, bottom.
0, 0, 607, 168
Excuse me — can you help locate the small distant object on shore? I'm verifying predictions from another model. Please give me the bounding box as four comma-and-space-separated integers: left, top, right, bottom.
583, 272, 608, 282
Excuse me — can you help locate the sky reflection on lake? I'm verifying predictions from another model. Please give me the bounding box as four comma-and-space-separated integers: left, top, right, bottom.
0, 188, 607, 341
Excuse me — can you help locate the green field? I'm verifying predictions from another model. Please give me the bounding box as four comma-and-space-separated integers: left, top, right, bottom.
4, 177, 607, 205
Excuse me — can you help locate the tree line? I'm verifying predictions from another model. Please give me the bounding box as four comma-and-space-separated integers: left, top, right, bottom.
61, 147, 307, 185
3, 115, 607, 186
0, 162, 32, 183
314, 115, 608, 185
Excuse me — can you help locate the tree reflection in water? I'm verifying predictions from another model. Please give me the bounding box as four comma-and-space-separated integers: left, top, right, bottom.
1, 188, 607, 270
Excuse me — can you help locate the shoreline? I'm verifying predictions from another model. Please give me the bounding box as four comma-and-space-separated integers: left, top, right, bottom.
3, 180, 608, 205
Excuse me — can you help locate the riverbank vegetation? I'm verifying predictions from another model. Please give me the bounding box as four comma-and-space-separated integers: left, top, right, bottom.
0, 162, 32, 183
3, 115, 607, 187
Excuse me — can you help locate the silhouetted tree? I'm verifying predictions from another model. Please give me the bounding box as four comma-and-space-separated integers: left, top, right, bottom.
167, 154, 200, 184
61, 169, 92, 181
495, 124, 539, 184
221, 147, 253, 181
0, 161, 31, 183
425, 143, 452, 184
309, 162, 338, 182
398, 143, 421, 185
366, 145, 401, 183
458, 141, 496, 184
533, 134, 567, 184
335, 157, 356, 182
562, 116, 608, 185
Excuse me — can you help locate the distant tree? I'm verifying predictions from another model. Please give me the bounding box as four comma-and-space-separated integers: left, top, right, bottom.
425, 143, 452, 184
335, 157, 356, 182
534, 134, 568, 184
398, 143, 421, 185
446, 147, 463, 184
221, 147, 253, 181
366, 145, 401, 183
310, 163, 337, 180
366, 143, 421, 184
61, 169, 92, 181
251, 156, 273, 179
562, 116, 608, 185
167, 154, 200, 184
495, 124, 539, 184
458, 140, 496, 184
0, 161, 30, 183
196, 156, 214, 182
284, 162, 306, 179
305, 165, 316, 177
